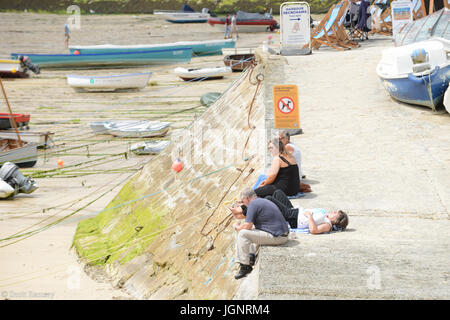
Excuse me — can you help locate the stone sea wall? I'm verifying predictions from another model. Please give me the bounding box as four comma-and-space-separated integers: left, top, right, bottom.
1, 0, 338, 14
72, 51, 285, 299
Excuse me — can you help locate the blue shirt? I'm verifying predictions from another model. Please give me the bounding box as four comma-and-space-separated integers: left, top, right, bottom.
245, 198, 289, 237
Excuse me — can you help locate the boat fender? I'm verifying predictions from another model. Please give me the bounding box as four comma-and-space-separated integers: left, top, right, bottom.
0, 179, 15, 199
407, 66, 440, 84
172, 158, 183, 172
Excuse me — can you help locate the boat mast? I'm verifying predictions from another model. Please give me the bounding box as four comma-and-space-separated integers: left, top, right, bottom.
0, 77, 23, 147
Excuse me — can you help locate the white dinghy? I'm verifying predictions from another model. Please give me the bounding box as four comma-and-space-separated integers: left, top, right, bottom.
174, 66, 232, 81
89, 120, 170, 138
130, 140, 171, 155
67, 72, 152, 90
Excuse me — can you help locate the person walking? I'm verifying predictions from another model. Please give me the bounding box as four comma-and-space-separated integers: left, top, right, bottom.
231, 13, 239, 39
64, 23, 70, 48
224, 14, 231, 39
233, 188, 289, 279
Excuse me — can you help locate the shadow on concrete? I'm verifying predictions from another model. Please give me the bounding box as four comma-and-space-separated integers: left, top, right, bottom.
299, 193, 318, 199
282, 240, 300, 247
302, 178, 319, 185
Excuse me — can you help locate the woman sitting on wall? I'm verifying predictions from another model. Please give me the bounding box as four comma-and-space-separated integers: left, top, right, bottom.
254, 137, 300, 198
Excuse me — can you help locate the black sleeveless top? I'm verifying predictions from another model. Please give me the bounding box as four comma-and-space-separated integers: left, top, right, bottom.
273, 156, 300, 196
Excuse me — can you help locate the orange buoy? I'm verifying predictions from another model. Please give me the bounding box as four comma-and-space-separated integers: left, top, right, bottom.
57, 159, 64, 168
172, 158, 183, 173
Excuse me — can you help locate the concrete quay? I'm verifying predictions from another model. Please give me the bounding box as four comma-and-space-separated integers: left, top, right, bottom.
255, 36, 450, 300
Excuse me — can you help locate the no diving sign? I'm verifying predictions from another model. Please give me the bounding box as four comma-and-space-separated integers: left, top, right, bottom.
273, 85, 300, 129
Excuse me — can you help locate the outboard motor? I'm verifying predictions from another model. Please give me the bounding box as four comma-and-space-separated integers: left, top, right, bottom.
0, 162, 38, 197
19, 55, 40, 75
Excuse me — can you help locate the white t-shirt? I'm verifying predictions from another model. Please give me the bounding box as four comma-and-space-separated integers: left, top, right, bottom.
297, 208, 331, 229
287, 142, 302, 179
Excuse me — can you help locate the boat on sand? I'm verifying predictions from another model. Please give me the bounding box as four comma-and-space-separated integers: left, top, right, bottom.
376, 38, 450, 111
90, 120, 171, 138
174, 66, 231, 81
130, 140, 171, 155
67, 72, 152, 90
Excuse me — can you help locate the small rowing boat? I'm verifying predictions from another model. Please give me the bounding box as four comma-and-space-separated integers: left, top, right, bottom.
69, 39, 236, 57
0, 78, 37, 168
174, 66, 232, 81
67, 72, 152, 90
223, 54, 255, 71
11, 47, 193, 68
130, 140, 171, 155
90, 120, 171, 138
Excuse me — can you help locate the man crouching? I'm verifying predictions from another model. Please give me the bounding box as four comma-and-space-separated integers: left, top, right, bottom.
233, 188, 289, 279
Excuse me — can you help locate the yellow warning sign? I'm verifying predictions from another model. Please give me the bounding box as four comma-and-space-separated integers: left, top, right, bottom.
273, 84, 300, 129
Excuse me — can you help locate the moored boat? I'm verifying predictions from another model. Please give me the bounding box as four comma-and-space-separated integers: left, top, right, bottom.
90, 120, 171, 138
0, 139, 37, 168
130, 140, 171, 155
208, 10, 279, 32
174, 66, 232, 81
155, 4, 210, 23
69, 39, 236, 57
0, 59, 29, 78
223, 54, 255, 71
444, 86, 450, 114
222, 47, 256, 56
0, 78, 38, 168
106, 121, 171, 138
0, 113, 31, 130
376, 38, 450, 111
67, 72, 152, 90
0, 131, 54, 149
10, 47, 193, 68
0, 56, 40, 78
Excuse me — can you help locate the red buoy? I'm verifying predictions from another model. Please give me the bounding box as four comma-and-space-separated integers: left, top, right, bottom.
172, 158, 183, 173
73, 50, 80, 55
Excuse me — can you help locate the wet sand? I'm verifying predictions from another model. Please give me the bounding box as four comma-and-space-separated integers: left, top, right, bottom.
0, 12, 279, 299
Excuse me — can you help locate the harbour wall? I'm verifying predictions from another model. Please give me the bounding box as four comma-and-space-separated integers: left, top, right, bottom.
72, 50, 287, 299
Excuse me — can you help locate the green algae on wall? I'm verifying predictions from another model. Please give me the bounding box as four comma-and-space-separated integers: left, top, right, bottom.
72, 179, 168, 266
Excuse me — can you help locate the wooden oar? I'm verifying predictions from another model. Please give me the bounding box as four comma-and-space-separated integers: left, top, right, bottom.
0, 77, 23, 147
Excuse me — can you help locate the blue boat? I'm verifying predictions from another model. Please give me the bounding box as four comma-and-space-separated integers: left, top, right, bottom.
10, 47, 193, 68
69, 39, 236, 57
376, 38, 450, 111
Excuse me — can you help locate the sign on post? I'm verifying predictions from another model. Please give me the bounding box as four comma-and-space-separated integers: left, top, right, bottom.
391, 0, 412, 38
280, 2, 311, 56
272, 85, 300, 129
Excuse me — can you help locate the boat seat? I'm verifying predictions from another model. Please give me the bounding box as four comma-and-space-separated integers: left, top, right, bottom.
412, 62, 432, 74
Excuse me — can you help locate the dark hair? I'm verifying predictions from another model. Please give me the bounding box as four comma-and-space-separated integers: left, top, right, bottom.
333, 210, 349, 231
279, 130, 290, 140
